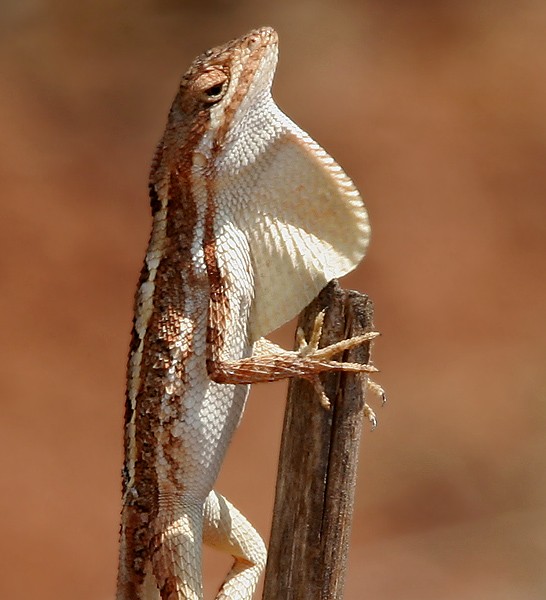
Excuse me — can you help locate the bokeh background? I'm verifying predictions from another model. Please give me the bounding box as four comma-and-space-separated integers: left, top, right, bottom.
2, 1, 545, 598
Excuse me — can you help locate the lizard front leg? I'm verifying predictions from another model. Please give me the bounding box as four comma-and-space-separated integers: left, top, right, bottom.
207, 310, 381, 397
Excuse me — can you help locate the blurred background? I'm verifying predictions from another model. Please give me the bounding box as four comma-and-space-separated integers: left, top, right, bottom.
1, 1, 545, 598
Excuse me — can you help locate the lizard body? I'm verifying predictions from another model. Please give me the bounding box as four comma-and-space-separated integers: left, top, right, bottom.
116, 27, 373, 600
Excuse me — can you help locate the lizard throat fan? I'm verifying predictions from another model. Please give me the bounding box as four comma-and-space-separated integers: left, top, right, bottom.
155, 26, 370, 341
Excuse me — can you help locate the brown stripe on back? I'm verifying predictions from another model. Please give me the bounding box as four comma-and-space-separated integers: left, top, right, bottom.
122, 104, 210, 596
130, 175, 195, 556
144, 168, 202, 598
121, 257, 150, 496
203, 176, 229, 375
204, 42, 268, 369
120, 139, 205, 597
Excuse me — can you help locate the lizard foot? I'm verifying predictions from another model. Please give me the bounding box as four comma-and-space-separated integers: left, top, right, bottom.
296, 310, 385, 418
296, 309, 380, 365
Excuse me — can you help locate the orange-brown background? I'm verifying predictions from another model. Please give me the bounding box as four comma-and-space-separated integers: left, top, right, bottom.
1, 1, 545, 598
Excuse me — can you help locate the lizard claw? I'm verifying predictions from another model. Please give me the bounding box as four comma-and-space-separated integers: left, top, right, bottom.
297, 310, 326, 357
309, 375, 331, 409
309, 374, 387, 418
367, 379, 387, 406
362, 378, 387, 429
364, 403, 378, 430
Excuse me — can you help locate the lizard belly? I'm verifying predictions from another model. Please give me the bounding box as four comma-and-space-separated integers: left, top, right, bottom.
139, 298, 253, 504
157, 345, 251, 501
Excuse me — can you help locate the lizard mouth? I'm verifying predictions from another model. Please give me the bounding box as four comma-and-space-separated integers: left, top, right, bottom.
244, 26, 279, 50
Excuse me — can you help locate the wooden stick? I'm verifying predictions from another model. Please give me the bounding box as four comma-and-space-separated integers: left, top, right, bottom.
262, 280, 376, 600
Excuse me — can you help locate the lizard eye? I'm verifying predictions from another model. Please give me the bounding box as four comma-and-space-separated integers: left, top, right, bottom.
194, 69, 228, 105
204, 83, 225, 101
197, 73, 228, 105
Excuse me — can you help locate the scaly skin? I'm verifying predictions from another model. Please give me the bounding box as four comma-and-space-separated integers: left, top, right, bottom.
116, 27, 373, 600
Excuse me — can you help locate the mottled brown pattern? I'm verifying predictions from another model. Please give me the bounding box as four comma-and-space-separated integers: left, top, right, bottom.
150, 527, 183, 600
130, 174, 198, 596
120, 114, 208, 598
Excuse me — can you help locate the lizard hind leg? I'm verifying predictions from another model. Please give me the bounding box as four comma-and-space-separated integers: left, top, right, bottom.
203, 490, 267, 600
150, 502, 205, 600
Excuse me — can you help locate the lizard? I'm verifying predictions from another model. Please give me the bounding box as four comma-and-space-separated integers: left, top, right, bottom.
116, 26, 380, 600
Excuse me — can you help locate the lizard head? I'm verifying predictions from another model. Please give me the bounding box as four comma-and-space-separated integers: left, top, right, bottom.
158, 27, 279, 167
186, 26, 278, 114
